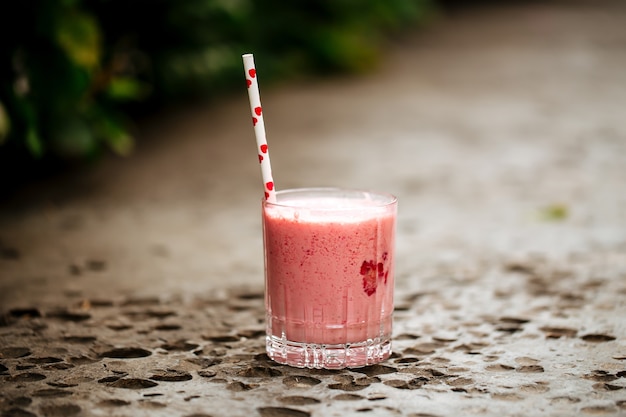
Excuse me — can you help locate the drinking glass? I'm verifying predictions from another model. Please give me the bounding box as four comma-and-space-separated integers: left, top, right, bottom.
262, 188, 397, 369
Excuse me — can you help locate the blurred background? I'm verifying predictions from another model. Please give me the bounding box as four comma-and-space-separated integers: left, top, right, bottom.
0, 0, 440, 192
1, 0, 625, 305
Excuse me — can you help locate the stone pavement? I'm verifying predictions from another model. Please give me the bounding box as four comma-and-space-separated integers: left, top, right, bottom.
1, 1, 626, 416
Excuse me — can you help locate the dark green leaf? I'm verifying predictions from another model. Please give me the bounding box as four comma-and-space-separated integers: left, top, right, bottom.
106, 77, 150, 101
102, 120, 134, 156
0, 101, 9, 143
50, 116, 96, 159
26, 128, 44, 157
54, 10, 102, 69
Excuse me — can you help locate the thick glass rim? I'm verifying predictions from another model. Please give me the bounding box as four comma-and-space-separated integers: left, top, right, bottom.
262, 187, 397, 209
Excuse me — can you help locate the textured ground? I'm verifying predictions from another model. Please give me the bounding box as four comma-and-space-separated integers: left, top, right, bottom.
1, 1, 626, 416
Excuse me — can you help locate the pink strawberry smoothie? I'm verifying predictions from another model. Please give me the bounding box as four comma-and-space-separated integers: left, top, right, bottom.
263, 189, 396, 347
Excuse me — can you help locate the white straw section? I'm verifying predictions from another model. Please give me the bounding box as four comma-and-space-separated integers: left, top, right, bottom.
243, 53, 276, 202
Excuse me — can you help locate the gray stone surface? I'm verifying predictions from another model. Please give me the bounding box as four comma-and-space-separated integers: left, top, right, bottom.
1, 1, 626, 416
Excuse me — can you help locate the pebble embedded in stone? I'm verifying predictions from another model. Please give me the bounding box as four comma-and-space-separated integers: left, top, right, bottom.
197, 370, 218, 378
202, 334, 241, 343
333, 393, 364, 401
138, 400, 167, 408
446, 377, 474, 387
39, 403, 81, 416
32, 388, 73, 397
0, 246, 21, 260
8, 373, 47, 382
282, 376, 322, 388
353, 364, 397, 377
62, 335, 97, 344
592, 382, 624, 391
46, 310, 91, 322
160, 340, 200, 351
2, 408, 37, 417
149, 369, 193, 382
278, 396, 321, 405
514, 357, 540, 366
257, 407, 311, 417
6, 397, 33, 408
186, 357, 221, 368
108, 378, 159, 389
328, 382, 370, 392
237, 366, 282, 378
100, 347, 152, 358
26, 356, 62, 365
539, 327, 577, 338
226, 381, 255, 391
491, 392, 524, 401
520, 382, 550, 393
98, 399, 131, 407
485, 364, 515, 372
582, 371, 619, 382
86, 259, 107, 271
516, 365, 545, 373
237, 329, 266, 339
580, 334, 616, 343
154, 324, 183, 331
121, 297, 161, 307
580, 405, 619, 414
1, 347, 32, 358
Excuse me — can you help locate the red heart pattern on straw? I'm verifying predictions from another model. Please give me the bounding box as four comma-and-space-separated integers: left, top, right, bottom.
258, 144, 267, 163
243, 53, 276, 202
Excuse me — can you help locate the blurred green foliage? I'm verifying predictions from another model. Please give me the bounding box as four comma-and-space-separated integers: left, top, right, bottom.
0, 0, 434, 164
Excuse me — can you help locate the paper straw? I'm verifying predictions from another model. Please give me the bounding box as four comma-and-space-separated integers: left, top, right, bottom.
243, 53, 276, 203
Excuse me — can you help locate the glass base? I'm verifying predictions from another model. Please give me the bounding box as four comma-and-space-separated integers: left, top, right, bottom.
266, 334, 391, 369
